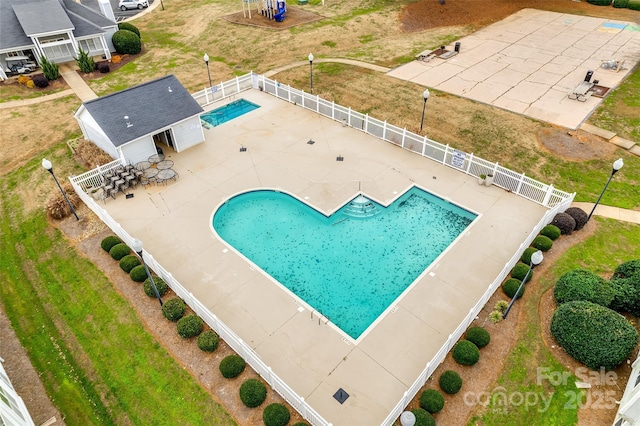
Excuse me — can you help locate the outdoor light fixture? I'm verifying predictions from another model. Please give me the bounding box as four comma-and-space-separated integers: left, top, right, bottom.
420, 88, 430, 132
308, 53, 314, 93
203, 53, 212, 94
587, 158, 624, 222
131, 238, 163, 307
41, 158, 79, 221
503, 250, 543, 319
400, 411, 416, 426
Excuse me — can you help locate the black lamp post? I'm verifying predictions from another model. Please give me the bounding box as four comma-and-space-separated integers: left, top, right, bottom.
420, 88, 430, 132
503, 250, 543, 319
41, 158, 79, 221
203, 53, 212, 95
308, 53, 314, 93
587, 158, 624, 222
132, 239, 163, 307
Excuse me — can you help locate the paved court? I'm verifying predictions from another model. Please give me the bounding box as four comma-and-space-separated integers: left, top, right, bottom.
100, 89, 550, 425
388, 9, 640, 130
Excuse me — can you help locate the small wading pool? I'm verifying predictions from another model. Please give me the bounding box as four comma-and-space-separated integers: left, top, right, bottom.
212, 187, 476, 340
201, 99, 260, 127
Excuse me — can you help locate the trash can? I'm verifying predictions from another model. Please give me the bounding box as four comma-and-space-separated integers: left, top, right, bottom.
584, 70, 594, 82
454, 42, 461, 53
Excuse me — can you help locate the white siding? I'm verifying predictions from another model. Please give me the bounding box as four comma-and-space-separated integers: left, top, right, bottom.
118, 136, 156, 165
172, 116, 204, 152
76, 110, 118, 159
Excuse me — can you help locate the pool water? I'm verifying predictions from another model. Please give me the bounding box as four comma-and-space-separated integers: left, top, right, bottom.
201, 99, 260, 127
213, 188, 476, 339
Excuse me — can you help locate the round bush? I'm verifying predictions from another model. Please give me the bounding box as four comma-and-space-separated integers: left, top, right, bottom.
112, 29, 141, 54
239, 378, 267, 408
118, 21, 141, 38
532, 235, 553, 252
101, 235, 122, 252
129, 264, 148, 282
109, 242, 131, 260
262, 403, 290, 426
411, 408, 436, 426
586, 0, 612, 5
119, 254, 140, 273
553, 269, 614, 307
97, 62, 110, 73
452, 340, 480, 366
32, 74, 49, 88
565, 207, 588, 230
503, 278, 525, 299
511, 262, 533, 282
520, 247, 538, 264
439, 370, 463, 394
419, 389, 445, 414
552, 212, 576, 235
628, 0, 640, 10
613, 259, 640, 282
609, 277, 635, 314
292, 423, 310, 426
143, 276, 168, 298
551, 301, 638, 370
613, 0, 629, 6
162, 297, 186, 321
466, 326, 490, 348
540, 224, 561, 241
176, 314, 204, 338
219, 355, 246, 379
197, 329, 219, 352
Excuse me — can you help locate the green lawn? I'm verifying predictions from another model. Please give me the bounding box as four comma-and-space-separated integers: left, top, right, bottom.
0, 157, 236, 425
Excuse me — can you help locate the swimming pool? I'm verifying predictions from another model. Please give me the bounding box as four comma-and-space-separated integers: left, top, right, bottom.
213, 187, 476, 339
200, 99, 260, 127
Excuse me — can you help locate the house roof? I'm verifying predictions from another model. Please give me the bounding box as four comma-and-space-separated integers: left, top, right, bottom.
81, 75, 204, 147
0, 0, 114, 51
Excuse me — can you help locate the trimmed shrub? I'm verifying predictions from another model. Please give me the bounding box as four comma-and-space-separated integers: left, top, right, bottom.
628, 0, 640, 10
119, 254, 140, 272
129, 264, 148, 282
97, 62, 110, 73
552, 212, 576, 235
176, 314, 203, 338
45, 186, 80, 220
26, 80, 35, 89
565, 207, 588, 230
511, 262, 533, 282
613, 0, 629, 6
609, 277, 636, 313
162, 297, 186, 321
503, 278, 525, 299
32, 74, 49, 88
112, 29, 141, 55
452, 340, 480, 366
118, 21, 141, 38
17, 75, 30, 85
262, 403, 290, 426
586, 0, 612, 4
219, 355, 246, 379
553, 269, 614, 307
40, 55, 59, 80
411, 408, 436, 426
520, 247, 538, 264
109, 242, 131, 260
143, 276, 168, 298
292, 423, 310, 426
439, 370, 462, 394
419, 389, 444, 414
466, 326, 490, 348
101, 235, 121, 252
613, 259, 640, 282
75, 46, 95, 73
551, 301, 638, 370
532, 235, 553, 252
197, 329, 219, 352
540, 224, 561, 240
76, 139, 113, 168
239, 378, 267, 408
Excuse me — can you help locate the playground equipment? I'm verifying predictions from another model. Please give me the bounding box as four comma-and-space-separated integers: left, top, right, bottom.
242, 0, 286, 21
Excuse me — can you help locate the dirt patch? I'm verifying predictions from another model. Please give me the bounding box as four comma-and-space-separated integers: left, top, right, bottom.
222, 6, 323, 29
538, 128, 617, 161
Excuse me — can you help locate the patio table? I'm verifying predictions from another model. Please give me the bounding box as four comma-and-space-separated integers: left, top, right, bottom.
148, 153, 165, 165
156, 160, 174, 170
136, 161, 151, 171
143, 168, 159, 179
156, 169, 177, 185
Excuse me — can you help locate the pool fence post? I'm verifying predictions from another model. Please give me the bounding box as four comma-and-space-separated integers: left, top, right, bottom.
401, 128, 407, 148
382, 121, 387, 141
443, 145, 449, 164
542, 184, 554, 207
331, 101, 335, 120
220, 81, 225, 98
465, 153, 474, 174
348, 107, 352, 126
364, 113, 368, 131
236, 75, 240, 92
516, 173, 525, 195
422, 135, 427, 156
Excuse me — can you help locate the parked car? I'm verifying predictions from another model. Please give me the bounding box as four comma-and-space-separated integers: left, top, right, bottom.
118, 0, 148, 10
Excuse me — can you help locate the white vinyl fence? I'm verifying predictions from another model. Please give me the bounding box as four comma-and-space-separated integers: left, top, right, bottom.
71, 73, 575, 426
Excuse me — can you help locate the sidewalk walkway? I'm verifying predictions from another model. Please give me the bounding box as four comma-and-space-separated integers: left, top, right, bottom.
572, 202, 640, 225
58, 63, 97, 102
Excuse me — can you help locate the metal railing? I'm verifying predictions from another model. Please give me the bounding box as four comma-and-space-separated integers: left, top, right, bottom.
70, 73, 576, 426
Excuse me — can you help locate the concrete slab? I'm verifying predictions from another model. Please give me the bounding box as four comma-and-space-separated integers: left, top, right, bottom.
388, 9, 640, 130
580, 123, 616, 140
99, 88, 552, 425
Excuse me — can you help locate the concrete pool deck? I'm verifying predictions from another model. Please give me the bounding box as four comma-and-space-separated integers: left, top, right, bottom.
388, 9, 640, 130
101, 89, 550, 425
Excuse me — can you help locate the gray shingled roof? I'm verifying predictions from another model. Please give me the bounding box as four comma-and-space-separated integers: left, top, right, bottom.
12, 0, 73, 36
82, 75, 204, 147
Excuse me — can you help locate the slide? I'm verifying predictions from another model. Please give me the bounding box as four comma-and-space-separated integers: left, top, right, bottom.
274, 1, 286, 21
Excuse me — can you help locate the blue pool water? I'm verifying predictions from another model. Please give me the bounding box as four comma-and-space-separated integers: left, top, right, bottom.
213, 188, 476, 339
201, 99, 260, 127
